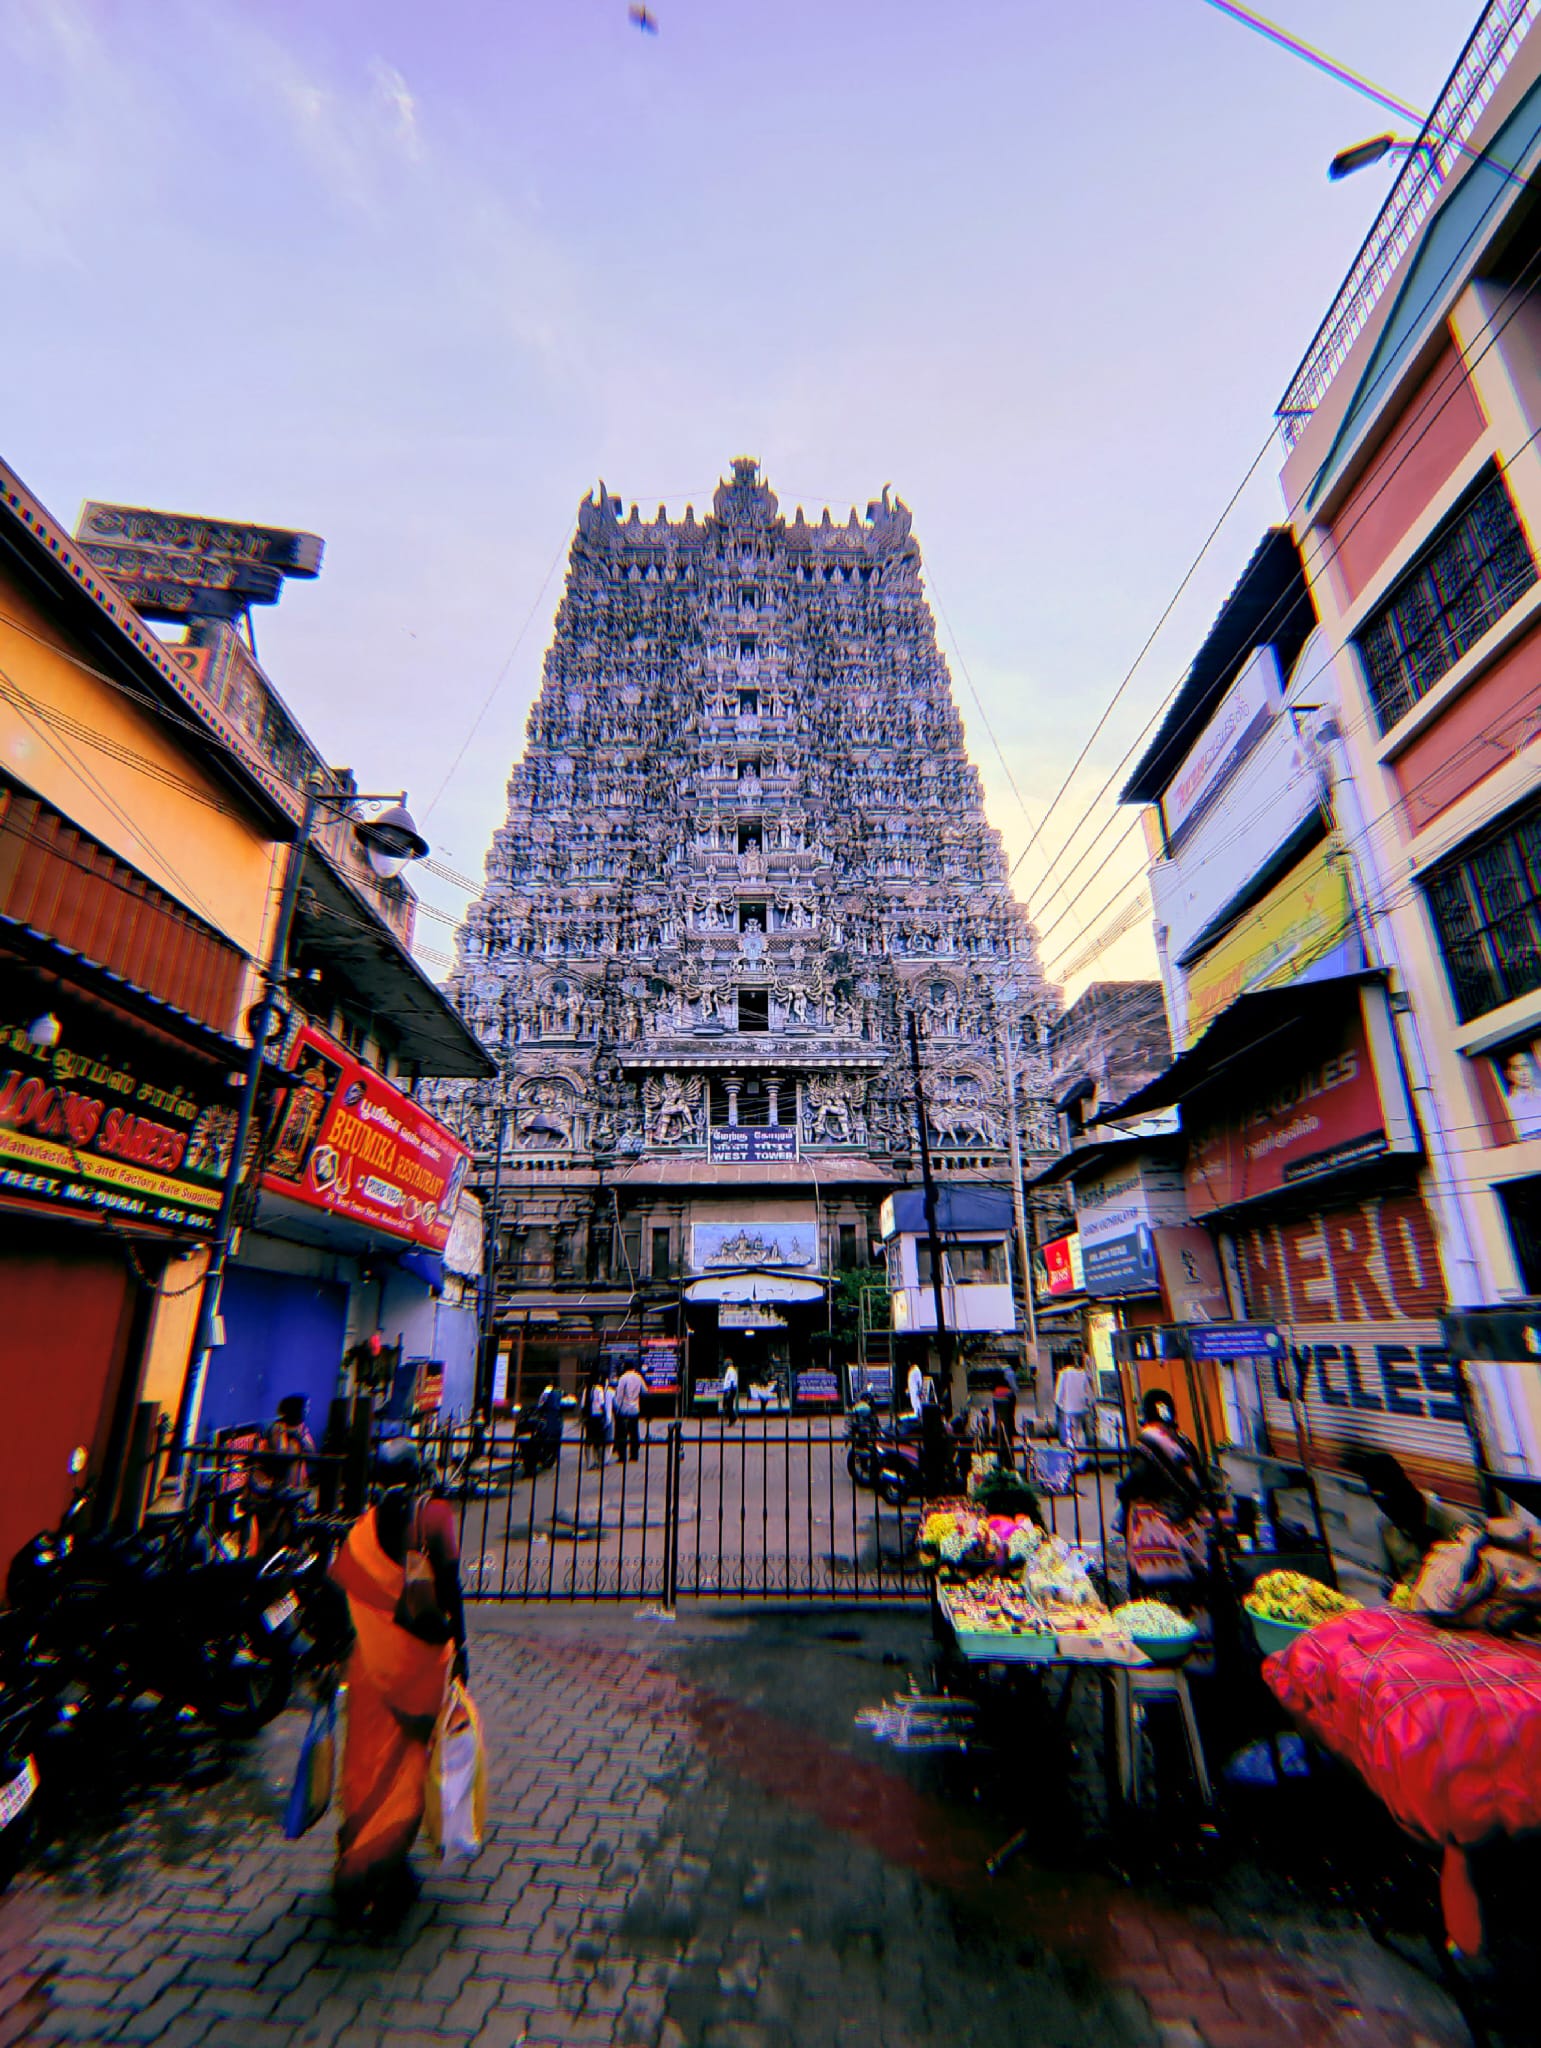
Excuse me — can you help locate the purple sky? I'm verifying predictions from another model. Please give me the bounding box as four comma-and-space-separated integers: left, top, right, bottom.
0, 0, 1481, 992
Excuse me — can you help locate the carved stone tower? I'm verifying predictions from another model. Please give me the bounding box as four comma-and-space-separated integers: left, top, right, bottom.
434, 460, 1056, 1406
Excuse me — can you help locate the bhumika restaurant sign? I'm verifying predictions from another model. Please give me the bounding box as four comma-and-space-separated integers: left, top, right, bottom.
261, 1023, 470, 1252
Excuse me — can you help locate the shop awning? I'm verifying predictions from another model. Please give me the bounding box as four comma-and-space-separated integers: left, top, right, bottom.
1106, 970, 1386, 1122
684, 1270, 827, 1305
1026, 1124, 1178, 1190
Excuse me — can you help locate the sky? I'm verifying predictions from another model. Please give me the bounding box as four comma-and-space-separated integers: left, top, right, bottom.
0, 0, 1488, 1002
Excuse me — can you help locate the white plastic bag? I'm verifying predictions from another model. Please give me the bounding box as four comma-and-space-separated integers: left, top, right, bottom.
425, 1678, 485, 1861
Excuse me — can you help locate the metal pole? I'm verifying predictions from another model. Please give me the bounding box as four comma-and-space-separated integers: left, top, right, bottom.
173, 778, 319, 1460
476, 1083, 507, 1414
997, 1013, 1039, 1386
907, 1010, 954, 1394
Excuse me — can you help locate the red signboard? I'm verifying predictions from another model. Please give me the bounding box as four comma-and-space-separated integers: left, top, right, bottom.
1043, 1235, 1079, 1297
1184, 987, 1416, 1219
261, 1023, 470, 1251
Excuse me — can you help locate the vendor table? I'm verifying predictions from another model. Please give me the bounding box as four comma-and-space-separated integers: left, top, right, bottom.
935, 1585, 1213, 1808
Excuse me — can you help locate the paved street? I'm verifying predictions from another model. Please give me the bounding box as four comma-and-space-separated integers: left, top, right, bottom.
0, 1604, 1489, 2048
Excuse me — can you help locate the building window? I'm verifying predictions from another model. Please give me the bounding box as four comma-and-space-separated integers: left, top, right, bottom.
737, 989, 769, 1033
838, 1223, 859, 1270
650, 1227, 671, 1280
737, 688, 759, 716
739, 900, 766, 932
916, 1239, 1006, 1285
1424, 794, 1541, 1020
1357, 467, 1536, 733
738, 819, 762, 854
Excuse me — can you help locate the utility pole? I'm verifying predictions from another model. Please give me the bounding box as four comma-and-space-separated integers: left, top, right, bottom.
476, 1077, 508, 1415
172, 777, 320, 1462
996, 1010, 1039, 1390
906, 1009, 955, 1398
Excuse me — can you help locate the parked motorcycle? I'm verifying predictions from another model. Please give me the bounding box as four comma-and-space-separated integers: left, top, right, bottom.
512, 1400, 563, 1479
5, 1458, 294, 1739
845, 1402, 881, 1487
872, 1423, 969, 1508
0, 1638, 62, 1894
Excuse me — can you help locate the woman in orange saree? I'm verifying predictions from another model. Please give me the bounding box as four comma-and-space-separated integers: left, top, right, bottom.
329, 1440, 466, 1927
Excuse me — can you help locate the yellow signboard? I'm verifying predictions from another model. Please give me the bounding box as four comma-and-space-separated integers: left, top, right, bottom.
1182, 837, 1355, 1049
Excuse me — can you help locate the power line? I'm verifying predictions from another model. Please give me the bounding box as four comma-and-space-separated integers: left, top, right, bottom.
1006, 170, 1541, 945
422, 519, 578, 822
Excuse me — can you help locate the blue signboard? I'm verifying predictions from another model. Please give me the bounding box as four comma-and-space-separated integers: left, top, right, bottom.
1081, 1224, 1158, 1298
1187, 1322, 1284, 1362
708, 1126, 797, 1163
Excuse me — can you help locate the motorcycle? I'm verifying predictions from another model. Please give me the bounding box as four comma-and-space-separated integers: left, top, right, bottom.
844, 1403, 881, 1487
871, 1423, 969, 1508
512, 1401, 563, 1479
6, 1457, 293, 1739
0, 1637, 63, 1894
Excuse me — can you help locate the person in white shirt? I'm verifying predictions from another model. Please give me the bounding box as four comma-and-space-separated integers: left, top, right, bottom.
721, 1358, 739, 1425
613, 1365, 646, 1463
907, 1360, 926, 1419
1054, 1357, 1092, 1450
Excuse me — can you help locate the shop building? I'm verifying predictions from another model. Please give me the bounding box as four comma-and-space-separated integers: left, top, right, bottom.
1261, 12, 1541, 1486
1118, 512, 1495, 1499
1026, 983, 1194, 1434
0, 454, 491, 1570
0, 462, 296, 1566
69, 528, 499, 1448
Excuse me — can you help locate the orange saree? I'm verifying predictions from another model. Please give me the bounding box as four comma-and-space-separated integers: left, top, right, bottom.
330, 1507, 452, 1897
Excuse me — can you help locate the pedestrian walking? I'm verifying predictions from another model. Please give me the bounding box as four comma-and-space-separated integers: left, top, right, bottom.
614, 1360, 645, 1462
582, 1371, 612, 1467
329, 1438, 468, 1931
1053, 1354, 1091, 1452
720, 1357, 739, 1425
907, 1358, 927, 1419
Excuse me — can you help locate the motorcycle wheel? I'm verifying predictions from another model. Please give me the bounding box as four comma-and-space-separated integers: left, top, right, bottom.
845, 1448, 873, 1486
877, 1472, 911, 1508
192, 1623, 292, 1736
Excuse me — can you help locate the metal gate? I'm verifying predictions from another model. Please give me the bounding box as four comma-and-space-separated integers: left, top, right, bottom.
440, 1416, 928, 1604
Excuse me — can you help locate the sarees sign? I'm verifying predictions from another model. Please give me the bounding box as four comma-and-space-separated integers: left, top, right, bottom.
262, 1023, 469, 1251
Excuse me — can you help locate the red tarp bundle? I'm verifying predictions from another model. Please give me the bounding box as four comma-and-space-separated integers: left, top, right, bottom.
1264, 1607, 1541, 1954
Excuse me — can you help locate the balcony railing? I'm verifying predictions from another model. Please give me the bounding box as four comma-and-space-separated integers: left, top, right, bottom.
1277, 0, 1541, 446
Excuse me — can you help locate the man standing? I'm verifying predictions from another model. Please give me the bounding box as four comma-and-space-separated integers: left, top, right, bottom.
721, 1357, 739, 1425
907, 1358, 927, 1420
614, 1361, 646, 1463
1054, 1354, 1092, 1452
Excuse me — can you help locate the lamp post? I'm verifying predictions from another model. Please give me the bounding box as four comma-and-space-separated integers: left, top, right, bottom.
475, 1074, 509, 1415
905, 1009, 954, 1401
1327, 129, 1528, 190
993, 982, 1040, 1392
171, 778, 430, 1461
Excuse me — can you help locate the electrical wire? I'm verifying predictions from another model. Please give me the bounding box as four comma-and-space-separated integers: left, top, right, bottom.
988, 65, 1541, 932
1008, 190, 1541, 957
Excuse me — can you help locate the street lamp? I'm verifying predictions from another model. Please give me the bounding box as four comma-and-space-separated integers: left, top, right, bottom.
1327, 128, 1528, 191
171, 776, 432, 1462
1327, 133, 1426, 180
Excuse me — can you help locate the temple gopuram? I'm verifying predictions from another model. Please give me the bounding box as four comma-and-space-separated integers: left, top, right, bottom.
430, 459, 1057, 1409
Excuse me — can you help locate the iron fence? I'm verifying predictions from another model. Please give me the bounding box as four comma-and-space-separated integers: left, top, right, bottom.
158, 1409, 1130, 1606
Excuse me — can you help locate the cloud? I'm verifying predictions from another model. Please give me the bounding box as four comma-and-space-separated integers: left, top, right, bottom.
370, 58, 422, 163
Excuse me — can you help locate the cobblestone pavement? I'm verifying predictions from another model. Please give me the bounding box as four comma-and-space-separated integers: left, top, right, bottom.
0, 1606, 1485, 2048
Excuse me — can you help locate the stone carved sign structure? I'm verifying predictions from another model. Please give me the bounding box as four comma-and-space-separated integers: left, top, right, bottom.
426, 461, 1057, 1301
